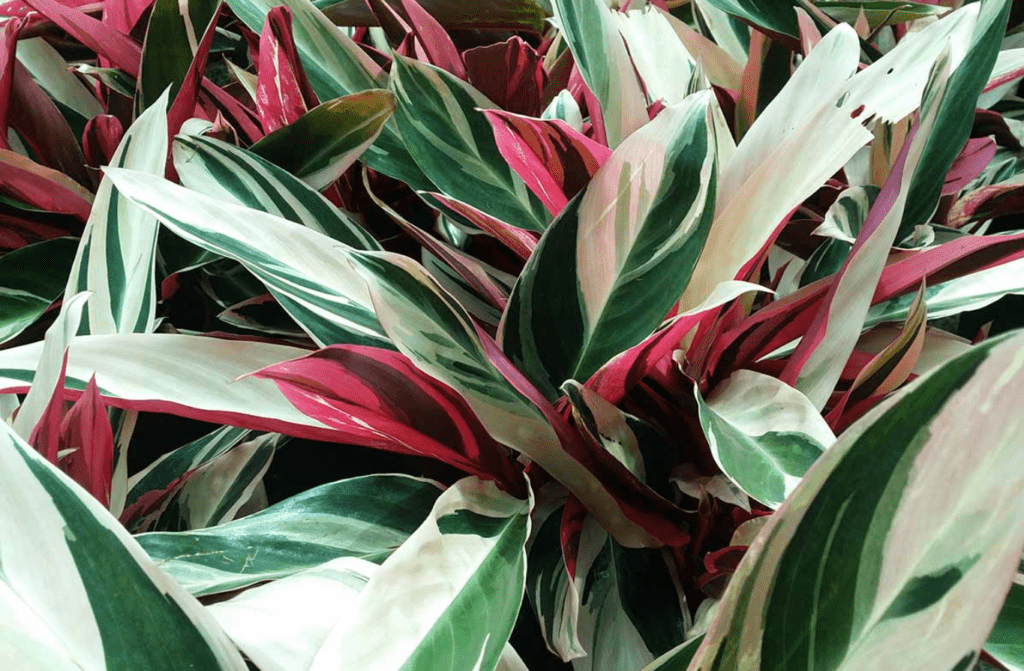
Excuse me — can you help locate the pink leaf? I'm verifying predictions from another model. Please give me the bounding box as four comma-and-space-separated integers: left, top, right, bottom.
102, 0, 154, 35
482, 110, 610, 216
26, 351, 69, 465
21, 0, 143, 76
422, 191, 539, 261
0, 150, 94, 221
0, 18, 21, 151
942, 137, 995, 196
397, 0, 464, 79
83, 115, 126, 168
250, 345, 524, 493
166, 7, 222, 139
256, 5, 320, 133
59, 375, 114, 507
464, 36, 545, 116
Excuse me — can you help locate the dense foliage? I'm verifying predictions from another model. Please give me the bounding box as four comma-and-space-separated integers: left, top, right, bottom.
3, 0, 1024, 669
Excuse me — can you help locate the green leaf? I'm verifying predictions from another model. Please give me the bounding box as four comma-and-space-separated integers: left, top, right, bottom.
307, 476, 530, 671
66, 88, 170, 337
817, 1, 946, 27
103, 168, 392, 348
249, 89, 396, 190
695, 370, 834, 509
223, 0, 430, 189
390, 55, 549, 232
899, 0, 1011, 239
138, 474, 441, 596
16, 37, 104, 120
173, 133, 380, 249
0, 238, 77, 345
986, 577, 1024, 670
501, 92, 717, 399
698, 0, 799, 39
643, 636, 705, 671
686, 330, 1024, 671
0, 421, 247, 670
137, 0, 221, 110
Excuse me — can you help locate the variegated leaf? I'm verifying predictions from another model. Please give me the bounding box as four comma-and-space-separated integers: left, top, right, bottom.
686, 329, 1024, 671
103, 167, 391, 348
308, 476, 530, 671
501, 92, 717, 400
172, 134, 379, 249
136, 0, 220, 112
139, 474, 441, 596
66, 88, 169, 336
551, 0, 648, 147
390, 54, 550, 232
206, 556, 379, 671
987, 568, 1024, 671
695, 370, 835, 509
249, 89, 396, 190
0, 421, 247, 670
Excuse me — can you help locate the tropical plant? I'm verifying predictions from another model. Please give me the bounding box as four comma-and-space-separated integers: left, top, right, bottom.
3, 0, 1024, 669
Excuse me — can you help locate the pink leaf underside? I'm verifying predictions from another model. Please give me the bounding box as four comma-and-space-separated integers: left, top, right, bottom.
200, 80, 265, 144
364, 0, 413, 45
250, 345, 522, 487
705, 230, 1024, 380
560, 494, 588, 579
256, 5, 318, 133
397, 0, 464, 79
943, 137, 996, 196
0, 151, 93, 220
0, 212, 72, 250
0, 18, 20, 150
569, 65, 607, 146
464, 36, 545, 117
423, 192, 539, 260
22, 0, 143, 76
483, 110, 611, 216
59, 375, 114, 507
83, 115, 126, 168
26, 350, 70, 465
101, 0, 155, 35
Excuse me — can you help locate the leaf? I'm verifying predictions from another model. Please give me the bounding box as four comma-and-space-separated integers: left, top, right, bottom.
501, 93, 717, 400
173, 134, 380, 249
316, 0, 546, 32
699, 0, 800, 41
695, 370, 834, 509
0, 421, 247, 670
0, 333, 340, 442
464, 37, 544, 116
685, 329, 1024, 671
551, 0, 648, 147
137, 0, 220, 112
59, 376, 115, 507
224, 0, 431, 189
986, 574, 1024, 670
816, 1, 945, 27
781, 47, 947, 408
389, 54, 550, 231
611, 6, 695, 107
138, 474, 441, 596
249, 89, 396, 189
483, 110, 611, 217
898, 0, 1010, 239
103, 167, 391, 348
0, 237, 77, 345
394, 0, 464, 78
249, 345, 523, 488
307, 476, 530, 671
67, 88, 170, 337
11, 291, 89, 440
255, 5, 320, 133
527, 500, 690, 668
14, 37, 103, 121
0, 150, 93, 221
154, 432, 283, 531
206, 556, 379, 671
643, 636, 705, 671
